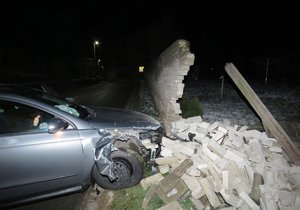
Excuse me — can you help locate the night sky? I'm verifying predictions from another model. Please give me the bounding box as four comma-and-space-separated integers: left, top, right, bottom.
1, 1, 299, 81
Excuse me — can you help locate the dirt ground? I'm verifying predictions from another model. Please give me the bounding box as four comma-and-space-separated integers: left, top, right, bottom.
80, 186, 114, 210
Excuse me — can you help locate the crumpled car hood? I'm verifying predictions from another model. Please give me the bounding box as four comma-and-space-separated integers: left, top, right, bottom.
87, 106, 161, 130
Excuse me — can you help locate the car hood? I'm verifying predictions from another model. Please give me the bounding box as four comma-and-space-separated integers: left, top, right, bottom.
86, 106, 162, 130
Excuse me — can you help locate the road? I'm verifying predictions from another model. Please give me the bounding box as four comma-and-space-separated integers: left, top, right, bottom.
9, 80, 139, 210
70, 80, 138, 108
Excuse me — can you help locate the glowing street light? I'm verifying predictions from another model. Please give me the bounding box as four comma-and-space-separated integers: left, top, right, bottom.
93, 40, 100, 71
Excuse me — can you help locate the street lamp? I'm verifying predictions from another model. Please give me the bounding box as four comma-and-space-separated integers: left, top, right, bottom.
93, 40, 99, 71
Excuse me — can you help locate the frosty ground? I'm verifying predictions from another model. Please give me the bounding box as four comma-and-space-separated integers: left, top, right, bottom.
139, 78, 300, 143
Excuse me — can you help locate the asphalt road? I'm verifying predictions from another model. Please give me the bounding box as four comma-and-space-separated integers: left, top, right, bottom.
8, 80, 138, 210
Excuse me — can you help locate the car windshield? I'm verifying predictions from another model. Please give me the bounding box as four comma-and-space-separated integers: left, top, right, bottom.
24, 89, 91, 119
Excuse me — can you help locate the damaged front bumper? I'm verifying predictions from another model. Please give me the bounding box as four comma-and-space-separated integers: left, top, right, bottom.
93, 126, 163, 181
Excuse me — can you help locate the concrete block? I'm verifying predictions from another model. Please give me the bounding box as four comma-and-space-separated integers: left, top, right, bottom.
220, 188, 244, 208
156, 179, 188, 204
181, 173, 204, 199
238, 125, 248, 132
269, 145, 282, 153
207, 139, 226, 158
207, 163, 222, 192
173, 152, 189, 161
198, 177, 221, 208
140, 173, 164, 190
172, 158, 193, 177
160, 146, 173, 157
185, 116, 203, 123
155, 156, 179, 165
248, 141, 265, 163
242, 129, 264, 139
217, 126, 228, 134
249, 173, 263, 204
159, 173, 180, 192
239, 191, 260, 210
277, 189, 296, 208
207, 122, 219, 132
158, 164, 170, 174
186, 166, 201, 177
289, 166, 300, 186
210, 130, 226, 142
222, 170, 232, 193
197, 121, 210, 129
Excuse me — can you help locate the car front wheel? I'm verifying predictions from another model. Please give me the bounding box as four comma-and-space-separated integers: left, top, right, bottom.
92, 149, 144, 190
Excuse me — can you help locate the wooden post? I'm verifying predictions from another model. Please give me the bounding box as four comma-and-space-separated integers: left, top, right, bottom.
220, 75, 224, 99
224, 62, 300, 165
265, 57, 270, 84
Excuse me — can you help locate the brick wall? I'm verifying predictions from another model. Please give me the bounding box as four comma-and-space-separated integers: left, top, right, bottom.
145, 39, 195, 135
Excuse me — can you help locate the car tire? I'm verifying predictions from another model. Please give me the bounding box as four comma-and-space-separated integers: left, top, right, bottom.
92, 149, 144, 190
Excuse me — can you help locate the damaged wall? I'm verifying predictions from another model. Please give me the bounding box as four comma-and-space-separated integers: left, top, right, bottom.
145, 39, 195, 135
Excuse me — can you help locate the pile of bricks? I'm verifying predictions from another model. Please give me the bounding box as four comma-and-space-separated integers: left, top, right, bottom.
141, 116, 300, 210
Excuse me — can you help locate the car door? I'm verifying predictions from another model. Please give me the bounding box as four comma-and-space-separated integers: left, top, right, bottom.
0, 99, 84, 202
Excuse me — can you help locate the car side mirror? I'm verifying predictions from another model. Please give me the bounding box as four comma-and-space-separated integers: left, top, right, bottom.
48, 118, 69, 134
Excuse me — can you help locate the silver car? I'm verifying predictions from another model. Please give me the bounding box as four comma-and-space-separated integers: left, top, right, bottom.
0, 85, 163, 208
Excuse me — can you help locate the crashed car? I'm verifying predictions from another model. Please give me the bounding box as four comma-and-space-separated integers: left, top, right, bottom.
0, 85, 163, 208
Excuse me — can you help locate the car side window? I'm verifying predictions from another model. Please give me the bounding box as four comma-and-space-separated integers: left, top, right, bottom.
0, 100, 54, 134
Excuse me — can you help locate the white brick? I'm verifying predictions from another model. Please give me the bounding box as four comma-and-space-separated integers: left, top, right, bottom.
220, 188, 244, 208
222, 170, 232, 193
198, 177, 221, 208
160, 146, 173, 157
270, 146, 282, 153
217, 126, 228, 134
239, 191, 260, 210
181, 173, 204, 199
207, 122, 219, 132
155, 157, 179, 165
197, 121, 210, 129
207, 139, 226, 157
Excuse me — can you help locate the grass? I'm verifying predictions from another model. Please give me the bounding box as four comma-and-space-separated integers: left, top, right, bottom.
111, 184, 165, 210
111, 163, 197, 210
111, 184, 197, 210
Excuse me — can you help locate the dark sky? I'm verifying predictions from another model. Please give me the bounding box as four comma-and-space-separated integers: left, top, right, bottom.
1, 1, 299, 61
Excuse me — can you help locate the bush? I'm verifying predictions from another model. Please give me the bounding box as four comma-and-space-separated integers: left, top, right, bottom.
179, 95, 203, 118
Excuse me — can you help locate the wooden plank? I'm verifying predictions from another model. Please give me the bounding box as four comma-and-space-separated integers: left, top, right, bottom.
224, 62, 300, 165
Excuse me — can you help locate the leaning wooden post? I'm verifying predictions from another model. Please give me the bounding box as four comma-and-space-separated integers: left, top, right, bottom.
224, 62, 300, 165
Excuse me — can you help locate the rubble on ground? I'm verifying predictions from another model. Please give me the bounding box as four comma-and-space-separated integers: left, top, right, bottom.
141, 116, 300, 210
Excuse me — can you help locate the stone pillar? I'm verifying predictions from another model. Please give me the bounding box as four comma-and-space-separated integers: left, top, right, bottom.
145, 39, 195, 135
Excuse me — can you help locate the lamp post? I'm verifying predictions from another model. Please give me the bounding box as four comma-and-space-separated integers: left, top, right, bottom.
93, 40, 99, 72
